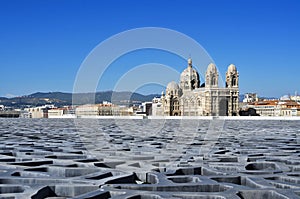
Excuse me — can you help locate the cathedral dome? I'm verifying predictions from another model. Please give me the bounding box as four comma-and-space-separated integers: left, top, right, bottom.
228, 64, 237, 73
167, 81, 179, 90
207, 63, 217, 73
180, 58, 200, 91
180, 67, 199, 79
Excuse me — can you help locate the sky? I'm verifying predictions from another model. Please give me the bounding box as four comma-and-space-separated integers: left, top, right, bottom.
0, 0, 299, 98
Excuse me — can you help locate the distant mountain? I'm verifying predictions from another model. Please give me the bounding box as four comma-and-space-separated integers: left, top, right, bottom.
0, 97, 8, 101
73, 91, 158, 105
0, 91, 159, 108
28, 92, 72, 102
0, 92, 279, 108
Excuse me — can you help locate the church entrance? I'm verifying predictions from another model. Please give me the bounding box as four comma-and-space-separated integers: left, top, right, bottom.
219, 98, 228, 116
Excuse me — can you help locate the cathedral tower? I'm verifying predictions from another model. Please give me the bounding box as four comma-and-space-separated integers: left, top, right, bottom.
226, 64, 239, 88
205, 63, 219, 87
180, 58, 200, 93
226, 64, 239, 116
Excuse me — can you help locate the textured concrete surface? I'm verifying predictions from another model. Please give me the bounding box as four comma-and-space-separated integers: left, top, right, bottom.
0, 119, 300, 198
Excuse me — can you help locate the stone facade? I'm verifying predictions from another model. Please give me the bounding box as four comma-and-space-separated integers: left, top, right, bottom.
153, 58, 239, 116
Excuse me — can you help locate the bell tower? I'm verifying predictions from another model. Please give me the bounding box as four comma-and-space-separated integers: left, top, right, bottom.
205, 63, 219, 87
226, 64, 239, 116
226, 64, 239, 88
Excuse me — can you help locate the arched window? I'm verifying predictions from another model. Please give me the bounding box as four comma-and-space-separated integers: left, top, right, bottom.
232, 76, 236, 86
174, 100, 179, 110
184, 100, 188, 107
190, 100, 194, 107
211, 75, 217, 86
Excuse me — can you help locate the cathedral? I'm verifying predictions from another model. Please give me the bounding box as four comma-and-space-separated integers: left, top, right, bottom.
152, 58, 239, 116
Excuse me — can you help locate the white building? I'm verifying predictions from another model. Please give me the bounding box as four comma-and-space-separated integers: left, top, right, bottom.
75, 103, 134, 117
48, 109, 64, 118
152, 58, 239, 116
25, 105, 55, 118
290, 95, 300, 102
151, 97, 163, 116
247, 101, 277, 116
246, 100, 300, 117
75, 104, 99, 116
243, 93, 258, 103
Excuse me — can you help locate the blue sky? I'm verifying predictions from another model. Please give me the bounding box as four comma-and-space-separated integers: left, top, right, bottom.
0, 0, 299, 98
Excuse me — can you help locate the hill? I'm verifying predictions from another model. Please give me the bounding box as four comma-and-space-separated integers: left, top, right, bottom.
0, 91, 159, 108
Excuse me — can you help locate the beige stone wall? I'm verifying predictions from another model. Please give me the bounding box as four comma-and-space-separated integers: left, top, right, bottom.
25, 108, 45, 118
75, 105, 99, 116
48, 109, 64, 118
